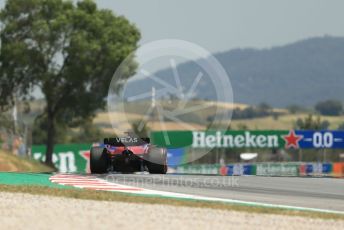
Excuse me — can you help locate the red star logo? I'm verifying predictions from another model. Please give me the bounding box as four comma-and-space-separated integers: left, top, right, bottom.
282, 130, 303, 149
79, 150, 90, 173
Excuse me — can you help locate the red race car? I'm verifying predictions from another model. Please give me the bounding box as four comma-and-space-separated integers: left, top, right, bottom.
90, 136, 167, 174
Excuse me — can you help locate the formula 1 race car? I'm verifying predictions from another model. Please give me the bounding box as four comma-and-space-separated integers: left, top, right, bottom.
90, 136, 167, 174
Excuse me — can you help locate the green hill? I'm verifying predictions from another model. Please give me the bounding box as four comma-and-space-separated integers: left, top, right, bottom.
125, 36, 344, 107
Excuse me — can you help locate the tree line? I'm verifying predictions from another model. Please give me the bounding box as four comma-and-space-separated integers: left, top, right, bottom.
0, 0, 140, 166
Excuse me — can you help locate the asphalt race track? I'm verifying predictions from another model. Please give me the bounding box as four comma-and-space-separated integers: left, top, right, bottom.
100, 174, 344, 212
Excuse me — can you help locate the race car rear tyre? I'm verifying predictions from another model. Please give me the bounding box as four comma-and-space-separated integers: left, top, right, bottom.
147, 162, 167, 174
90, 147, 108, 174
146, 147, 167, 174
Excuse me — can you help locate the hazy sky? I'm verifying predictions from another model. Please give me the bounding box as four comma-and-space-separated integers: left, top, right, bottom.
1, 0, 344, 52
96, 0, 344, 53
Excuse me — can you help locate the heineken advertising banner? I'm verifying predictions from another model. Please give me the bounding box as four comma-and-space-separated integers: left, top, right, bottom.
256, 163, 299, 176
32, 144, 91, 173
151, 130, 344, 149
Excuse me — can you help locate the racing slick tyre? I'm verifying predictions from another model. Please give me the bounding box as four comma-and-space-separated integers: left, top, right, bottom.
90, 147, 108, 174
146, 147, 167, 174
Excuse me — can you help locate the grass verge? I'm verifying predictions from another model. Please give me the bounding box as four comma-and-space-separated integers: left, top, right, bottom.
0, 184, 343, 220
0, 150, 53, 172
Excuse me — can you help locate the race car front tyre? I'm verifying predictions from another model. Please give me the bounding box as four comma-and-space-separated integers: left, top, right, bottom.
146, 147, 167, 174
90, 147, 108, 174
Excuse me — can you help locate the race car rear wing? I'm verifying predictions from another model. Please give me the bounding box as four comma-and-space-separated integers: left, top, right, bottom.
104, 137, 150, 146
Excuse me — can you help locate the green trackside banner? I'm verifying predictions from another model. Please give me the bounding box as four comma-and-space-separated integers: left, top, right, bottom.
152, 130, 344, 149
151, 130, 289, 149
31, 144, 91, 173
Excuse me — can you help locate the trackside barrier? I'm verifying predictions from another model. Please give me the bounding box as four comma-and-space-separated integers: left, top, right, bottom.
256, 163, 300, 176
32, 144, 187, 173
31, 143, 343, 176
332, 162, 344, 178
176, 164, 220, 175
222, 164, 256, 176
176, 162, 343, 177
32, 144, 91, 173
299, 163, 333, 177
